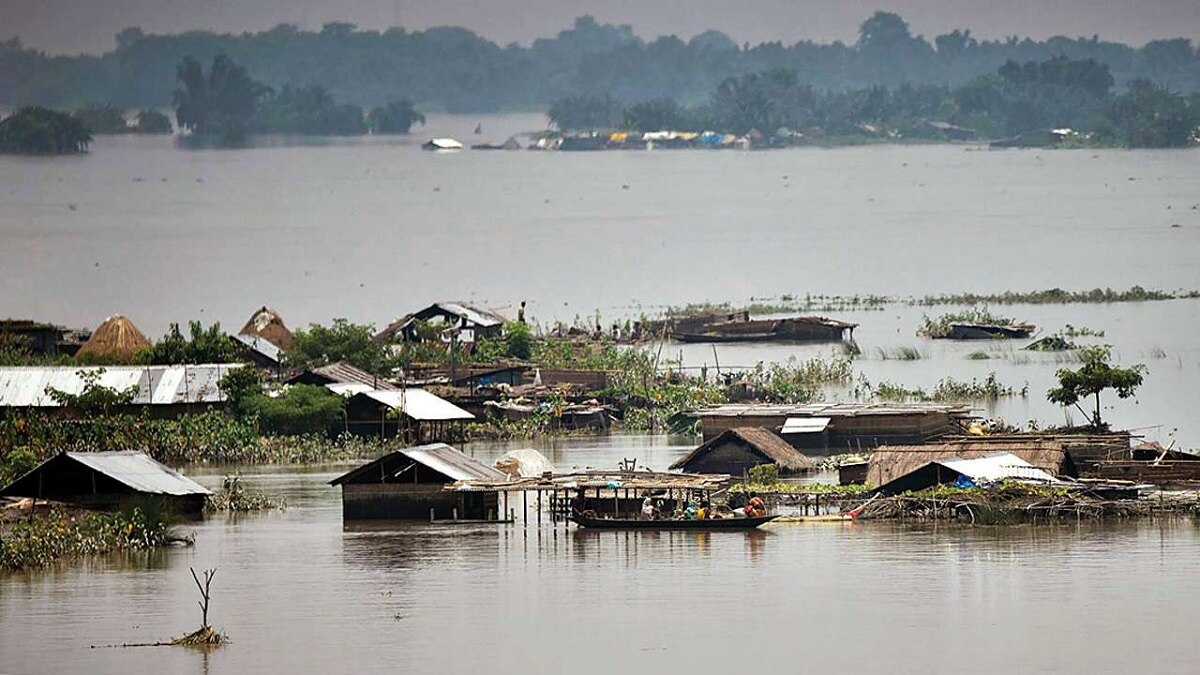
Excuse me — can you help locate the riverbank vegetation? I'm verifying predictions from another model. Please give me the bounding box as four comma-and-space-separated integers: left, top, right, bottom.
205, 474, 284, 512
0, 503, 180, 571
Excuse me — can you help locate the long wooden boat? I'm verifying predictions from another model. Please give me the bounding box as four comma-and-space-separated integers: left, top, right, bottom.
571, 514, 779, 530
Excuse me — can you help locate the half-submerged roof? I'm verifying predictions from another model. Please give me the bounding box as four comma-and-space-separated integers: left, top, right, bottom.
349, 388, 474, 421
2, 451, 210, 497
376, 302, 507, 341
874, 452, 1060, 495
867, 439, 1071, 487
0, 364, 242, 407
688, 401, 973, 419
670, 427, 815, 472
330, 443, 505, 485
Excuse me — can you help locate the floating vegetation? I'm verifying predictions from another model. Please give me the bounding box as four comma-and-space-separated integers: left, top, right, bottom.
173, 568, 226, 648
966, 351, 992, 360
0, 505, 180, 571
746, 357, 855, 403
870, 373, 1026, 402
204, 474, 285, 512
1025, 336, 1077, 352
917, 307, 1017, 338
877, 346, 924, 360
1061, 324, 1105, 338
1148, 347, 1168, 359
914, 286, 1197, 306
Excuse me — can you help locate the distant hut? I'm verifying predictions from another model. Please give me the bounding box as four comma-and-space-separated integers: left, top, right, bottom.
1, 451, 211, 515
238, 306, 294, 351
329, 443, 506, 520
75, 315, 151, 363
867, 440, 1076, 488
670, 427, 815, 477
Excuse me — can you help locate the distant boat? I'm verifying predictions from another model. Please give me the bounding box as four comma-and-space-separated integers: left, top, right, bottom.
941, 322, 1036, 340
422, 138, 463, 151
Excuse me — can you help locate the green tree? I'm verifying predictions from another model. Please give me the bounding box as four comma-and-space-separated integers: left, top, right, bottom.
367, 100, 425, 134
1097, 80, 1198, 148
218, 367, 265, 414
255, 84, 366, 135
548, 94, 621, 130
173, 55, 270, 139
504, 321, 534, 360
1047, 346, 1146, 428
288, 319, 396, 375
134, 109, 173, 134
74, 103, 128, 133
621, 98, 689, 131
0, 107, 91, 154
45, 369, 139, 416
139, 321, 239, 365
238, 384, 345, 436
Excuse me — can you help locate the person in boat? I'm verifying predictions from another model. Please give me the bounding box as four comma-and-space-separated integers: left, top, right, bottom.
744, 492, 766, 517
641, 497, 658, 520
571, 489, 588, 518
683, 499, 699, 520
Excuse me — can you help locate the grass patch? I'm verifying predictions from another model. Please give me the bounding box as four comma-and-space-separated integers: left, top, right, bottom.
1, 505, 181, 571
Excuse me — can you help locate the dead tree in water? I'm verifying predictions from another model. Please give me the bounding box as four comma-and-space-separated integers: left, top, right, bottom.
173, 567, 225, 647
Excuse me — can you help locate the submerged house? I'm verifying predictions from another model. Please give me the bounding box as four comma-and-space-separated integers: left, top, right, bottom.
343, 388, 475, 442
376, 302, 507, 344
0, 319, 89, 357
670, 427, 815, 477
867, 440, 1076, 489
673, 314, 857, 343
689, 402, 974, 451
873, 452, 1061, 496
330, 443, 506, 520
1, 451, 210, 514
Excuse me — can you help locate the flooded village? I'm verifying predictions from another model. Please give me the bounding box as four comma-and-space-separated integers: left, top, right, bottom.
4, 4, 1200, 673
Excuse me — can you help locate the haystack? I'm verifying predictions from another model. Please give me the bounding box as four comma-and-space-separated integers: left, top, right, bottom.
76, 315, 151, 362
238, 306, 293, 351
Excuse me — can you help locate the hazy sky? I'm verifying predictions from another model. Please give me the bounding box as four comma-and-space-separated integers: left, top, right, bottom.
3, 0, 1197, 55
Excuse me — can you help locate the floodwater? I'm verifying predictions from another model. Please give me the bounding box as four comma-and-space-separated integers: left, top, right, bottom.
2, 436, 1200, 674
2, 113, 1199, 443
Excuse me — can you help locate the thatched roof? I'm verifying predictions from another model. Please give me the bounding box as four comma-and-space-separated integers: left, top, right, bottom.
670, 427, 815, 473
867, 440, 1073, 487
239, 306, 293, 351
75, 315, 151, 362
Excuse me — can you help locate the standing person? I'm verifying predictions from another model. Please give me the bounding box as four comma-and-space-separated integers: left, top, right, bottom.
641, 497, 658, 520
517, 301, 526, 324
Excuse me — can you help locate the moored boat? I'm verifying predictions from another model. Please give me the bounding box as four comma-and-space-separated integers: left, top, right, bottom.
571, 514, 779, 529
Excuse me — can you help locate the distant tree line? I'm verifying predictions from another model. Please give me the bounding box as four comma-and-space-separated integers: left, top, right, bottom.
172, 55, 423, 140
1, 13, 1198, 114
549, 56, 1200, 147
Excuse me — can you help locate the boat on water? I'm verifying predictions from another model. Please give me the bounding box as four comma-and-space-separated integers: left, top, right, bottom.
571, 514, 779, 530
422, 137, 464, 151
942, 322, 1035, 340
674, 315, 857, 343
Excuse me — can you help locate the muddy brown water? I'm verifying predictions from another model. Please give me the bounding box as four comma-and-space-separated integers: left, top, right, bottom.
2, 435, 1199, 674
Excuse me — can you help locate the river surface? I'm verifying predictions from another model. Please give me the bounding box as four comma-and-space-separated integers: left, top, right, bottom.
2, 114, 1198, 446
2, 436, 1199, 674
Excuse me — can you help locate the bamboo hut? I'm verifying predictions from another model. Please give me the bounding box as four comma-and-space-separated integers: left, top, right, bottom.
866, 440, 1076, 488
238, 306, 294, 351
75, 315, 151, 362
670, 427, 815, 477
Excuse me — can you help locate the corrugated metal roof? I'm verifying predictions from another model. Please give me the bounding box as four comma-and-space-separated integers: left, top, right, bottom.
404, 443, 506, 481
325, 382, 374, 397
938, 453, 1060, 484
329, 443, 504, 485
432, 303, 505, 328
64, 451, 211, 495
354, 389, 475, 421
307, 362, 396, 389
781, 417, 831, 434
232, 333, 282, 363
0, 364, 242, 407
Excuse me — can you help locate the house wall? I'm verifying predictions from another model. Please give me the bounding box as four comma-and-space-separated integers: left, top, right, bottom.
340, 484, 499, 520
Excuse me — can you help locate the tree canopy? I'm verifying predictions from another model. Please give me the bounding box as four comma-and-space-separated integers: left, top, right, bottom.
1047, 345, 1146, 428
0, 106, 91, 154
287, 319, 397, 376
3, 14, 1197, 113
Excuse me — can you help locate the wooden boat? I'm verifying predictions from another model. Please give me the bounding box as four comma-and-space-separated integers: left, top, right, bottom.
674, 316, 856, 343
571, 514, 779, 530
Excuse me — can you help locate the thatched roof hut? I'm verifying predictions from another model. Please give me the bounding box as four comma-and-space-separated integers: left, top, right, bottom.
239, 306, 294, 351
867, 440, 1075, 487
75, 315, 151, 362
670, 427, 815, 476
